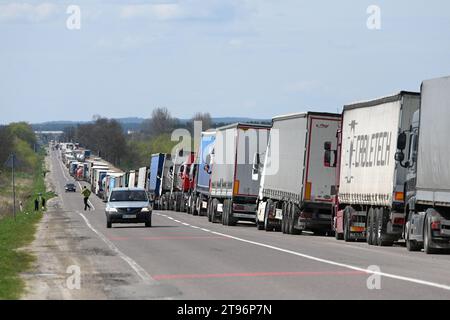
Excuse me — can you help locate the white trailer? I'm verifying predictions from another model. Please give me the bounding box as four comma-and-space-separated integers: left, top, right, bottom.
209, 123, 270, 226
335, 91, 420, 245
137, 167, 148, 189
396, 76, 450, 254
256, 112, 341, 235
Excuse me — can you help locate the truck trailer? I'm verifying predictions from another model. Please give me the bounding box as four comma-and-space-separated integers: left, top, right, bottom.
187, 130, 216, 216
209, 123, 270, 226
395, 76, 450, 254
169, 152, 196, 212
148, 153, 174, 209
334, 91, 421, 246
256, 112, 341, 235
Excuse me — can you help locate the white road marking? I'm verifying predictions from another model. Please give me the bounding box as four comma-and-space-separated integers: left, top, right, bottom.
158, 213, 450, 292
77, 211, 154, 284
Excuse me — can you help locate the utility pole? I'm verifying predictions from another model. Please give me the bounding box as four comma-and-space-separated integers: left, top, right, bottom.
12, 154, 16, 221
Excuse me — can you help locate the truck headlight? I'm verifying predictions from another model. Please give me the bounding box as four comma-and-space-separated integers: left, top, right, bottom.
141, 207, 150, 212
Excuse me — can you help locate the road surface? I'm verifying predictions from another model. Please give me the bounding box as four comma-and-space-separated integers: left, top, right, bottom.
23, 150, 450, 299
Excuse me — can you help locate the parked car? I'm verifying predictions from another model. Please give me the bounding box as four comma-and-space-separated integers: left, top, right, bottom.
65, 183, 77, 192
105, 188, 152, 228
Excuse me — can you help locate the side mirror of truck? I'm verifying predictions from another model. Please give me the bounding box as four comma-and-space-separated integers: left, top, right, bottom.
397, 132, 407, 151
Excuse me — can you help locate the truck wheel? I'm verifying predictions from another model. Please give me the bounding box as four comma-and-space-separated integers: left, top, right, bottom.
343, 209, 351, 242
291, 203, 302, 235
406, 238, 420, 252
264, 200, 273, 232
211, 199, 220, 223
282, 203, 287, 234
226, 200, 237, 226
375, 208, 393, 246
367, 208, 374, 245
192, 195, 198, 216
145, 216, 152, 228
221, 200, 227, 225
335, 229, 343, 240
424, 215, 438, 254
207, 199, 212, 222
180, 196, 185, 212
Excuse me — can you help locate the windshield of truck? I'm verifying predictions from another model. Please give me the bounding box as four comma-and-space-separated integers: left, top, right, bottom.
110, 190, 148, 202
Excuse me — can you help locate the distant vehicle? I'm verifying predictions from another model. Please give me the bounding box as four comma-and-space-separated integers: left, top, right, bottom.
209, 123, 270, 226
65, 183, 76, 192
105, 188, 152, 228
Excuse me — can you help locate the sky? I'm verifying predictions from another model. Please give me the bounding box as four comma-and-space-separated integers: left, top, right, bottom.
1, 0, 450, 124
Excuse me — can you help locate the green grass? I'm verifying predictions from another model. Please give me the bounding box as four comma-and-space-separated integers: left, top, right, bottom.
0, 153, 54, 300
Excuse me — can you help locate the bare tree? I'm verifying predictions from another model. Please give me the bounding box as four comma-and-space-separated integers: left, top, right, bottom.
141, 107, 177, 137
189, 112, 212, 133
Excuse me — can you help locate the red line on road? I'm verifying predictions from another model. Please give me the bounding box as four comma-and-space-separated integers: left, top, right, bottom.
153, 270, 367, 280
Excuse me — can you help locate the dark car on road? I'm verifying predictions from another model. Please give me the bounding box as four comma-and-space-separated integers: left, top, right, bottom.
65, 183, 77, 192
105, 188, 152, 228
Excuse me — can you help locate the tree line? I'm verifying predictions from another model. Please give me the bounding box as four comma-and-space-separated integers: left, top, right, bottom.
62, 108, 213, 170
0, 122, 38, 174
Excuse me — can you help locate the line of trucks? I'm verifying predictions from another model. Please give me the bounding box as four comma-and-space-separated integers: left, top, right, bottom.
60, 75, 450, 255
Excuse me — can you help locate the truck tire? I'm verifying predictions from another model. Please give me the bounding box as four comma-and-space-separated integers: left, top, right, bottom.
424, 215, 438, 254
406, 238, 421, 252
207, 199, 212, 222
343, 208, 351, 242
375, 208, 393, 246
290, 203, 302, 235
226, 200, 237, 226
211, 199, 220, 224
192, 195, 198, 216
367, 208, 374, 245
196, 195, 204, 216
221, 200, 227, 225
264, 200, 274, 232
335, 229, 343, 240
180, 196, 185, 212
282, 202, 288, 234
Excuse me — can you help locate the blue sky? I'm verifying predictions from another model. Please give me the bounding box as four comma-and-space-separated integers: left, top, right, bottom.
1, 0, 450, 123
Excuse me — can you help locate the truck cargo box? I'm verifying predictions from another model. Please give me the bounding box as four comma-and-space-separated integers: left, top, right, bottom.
196, 131, 216, 195
211, 123, 270, 198
338, 92, 420, 207
261, 112, 341, 204
416, 77, 450, 205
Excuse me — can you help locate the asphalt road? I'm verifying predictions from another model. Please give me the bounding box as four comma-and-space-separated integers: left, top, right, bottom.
44, 150, 450, 300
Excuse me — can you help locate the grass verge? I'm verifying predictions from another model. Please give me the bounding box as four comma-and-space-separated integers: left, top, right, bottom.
0, 152, 55, 300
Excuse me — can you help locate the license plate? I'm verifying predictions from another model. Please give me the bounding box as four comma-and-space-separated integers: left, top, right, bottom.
123, 215, 136, 219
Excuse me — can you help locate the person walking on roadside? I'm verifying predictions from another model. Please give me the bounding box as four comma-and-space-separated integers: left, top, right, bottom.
41, 197, 46, 210
81, 186, 92, 211
34, 198, 39, 211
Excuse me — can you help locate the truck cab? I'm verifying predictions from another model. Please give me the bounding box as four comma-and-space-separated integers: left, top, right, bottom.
396, 109, 450, 254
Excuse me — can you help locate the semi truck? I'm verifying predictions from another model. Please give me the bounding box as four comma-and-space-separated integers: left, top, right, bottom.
187, 130, 216, 216
334, 91, 421, 246
169, 152, 196, 212
255, 112, 341, 235
395, 76, 450, 254
148, 153, 174, 209
208, 123, 270, 226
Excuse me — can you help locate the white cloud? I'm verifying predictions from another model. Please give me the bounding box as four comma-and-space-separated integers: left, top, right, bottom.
119, 4, 184, 21
0, 2, 57, 22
